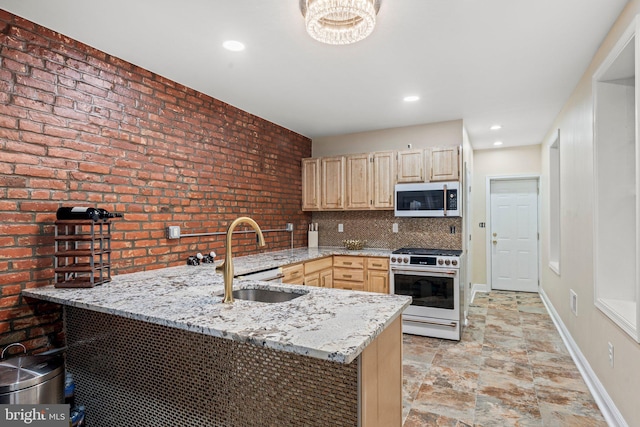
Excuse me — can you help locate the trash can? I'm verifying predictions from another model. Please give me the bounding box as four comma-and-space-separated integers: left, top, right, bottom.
0, 354, 65, 404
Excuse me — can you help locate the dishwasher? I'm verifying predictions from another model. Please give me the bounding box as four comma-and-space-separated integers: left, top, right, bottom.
237, 267, 284, 283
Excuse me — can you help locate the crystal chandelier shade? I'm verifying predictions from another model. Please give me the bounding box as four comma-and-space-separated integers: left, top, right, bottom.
301, 0, 380, 45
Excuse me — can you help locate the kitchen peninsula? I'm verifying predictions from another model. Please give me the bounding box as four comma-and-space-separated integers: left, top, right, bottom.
23, 247, 410, 427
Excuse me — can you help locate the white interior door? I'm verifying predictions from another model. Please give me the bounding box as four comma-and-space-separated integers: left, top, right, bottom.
490, 179, 539, 292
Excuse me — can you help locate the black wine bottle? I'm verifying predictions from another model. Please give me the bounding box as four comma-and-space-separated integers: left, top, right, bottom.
97, 209, 123, 219
56, 207, 122, 221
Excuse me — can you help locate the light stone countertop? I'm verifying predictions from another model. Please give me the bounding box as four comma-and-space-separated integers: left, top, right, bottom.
23, 247, 410, 364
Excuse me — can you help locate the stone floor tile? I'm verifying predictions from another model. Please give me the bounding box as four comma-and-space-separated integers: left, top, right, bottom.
422, 365, 479, 394
404, 408, 473, 427
401, 291, 606, 427
410, 383, 476, 425
474, 394, 542, 427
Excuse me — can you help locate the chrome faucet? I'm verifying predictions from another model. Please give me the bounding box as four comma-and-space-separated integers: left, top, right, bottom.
223, 216, 265, 303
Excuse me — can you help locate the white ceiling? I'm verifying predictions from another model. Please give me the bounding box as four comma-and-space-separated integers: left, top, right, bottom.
0, 0, 629, 149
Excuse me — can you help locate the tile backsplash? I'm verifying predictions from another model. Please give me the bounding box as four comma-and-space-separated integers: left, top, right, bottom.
311, 211, 462, 250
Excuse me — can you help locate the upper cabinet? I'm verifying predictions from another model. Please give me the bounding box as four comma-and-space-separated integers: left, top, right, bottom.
396, 149, 425, 183
430, 146, 460, 181
302, 158, 321, 210
346, 154, 370, 210
302, 146, 461, 211
371, 151, 396, 209
321, 156, 345, 210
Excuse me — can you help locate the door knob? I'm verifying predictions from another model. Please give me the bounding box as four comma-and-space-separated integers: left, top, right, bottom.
492, 232, 497, 237
492, 240, 497, 245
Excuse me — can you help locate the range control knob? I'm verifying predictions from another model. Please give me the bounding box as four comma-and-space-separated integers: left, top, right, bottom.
438, 259, 444, 265
391, 257, 396, 263
445, 259, 451, 265
452, 260, 458, 266
403, 257, 409, 263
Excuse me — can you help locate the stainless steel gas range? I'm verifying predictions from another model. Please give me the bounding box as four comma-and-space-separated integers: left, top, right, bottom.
389, 248, 465, 340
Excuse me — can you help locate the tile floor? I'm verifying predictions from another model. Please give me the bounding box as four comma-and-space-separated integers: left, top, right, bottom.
402, 291, 608, 427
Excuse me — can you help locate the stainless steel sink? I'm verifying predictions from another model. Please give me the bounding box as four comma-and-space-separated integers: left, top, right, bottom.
217, 288, 305, 303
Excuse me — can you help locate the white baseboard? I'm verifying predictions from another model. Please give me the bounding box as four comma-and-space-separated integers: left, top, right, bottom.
470, 283, 489, 303
538, 288, 627, 427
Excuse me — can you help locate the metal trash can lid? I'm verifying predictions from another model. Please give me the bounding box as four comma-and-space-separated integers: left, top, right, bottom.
0, 355, 64, 394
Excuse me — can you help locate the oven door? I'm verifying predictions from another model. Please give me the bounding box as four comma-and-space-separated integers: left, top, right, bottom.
390, 267, 459, 321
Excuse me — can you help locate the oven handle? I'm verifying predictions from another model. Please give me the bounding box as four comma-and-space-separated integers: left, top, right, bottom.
403, 318, 458, 328
391, 267, 458, 276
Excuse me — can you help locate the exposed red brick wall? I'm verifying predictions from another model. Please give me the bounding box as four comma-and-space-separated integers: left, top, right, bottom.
0, 10, 311, 353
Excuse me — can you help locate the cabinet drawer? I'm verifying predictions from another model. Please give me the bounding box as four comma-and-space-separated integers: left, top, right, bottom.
304, 256, 333, 275
366, 257, 389, 271
282, 263, 304, 285
333, 280, 365, 291
333, 256, 364, 269
333, 267, 365, 282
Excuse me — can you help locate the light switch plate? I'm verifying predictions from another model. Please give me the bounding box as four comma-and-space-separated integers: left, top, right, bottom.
392, 223, 398, 233
338, 224, 344, 233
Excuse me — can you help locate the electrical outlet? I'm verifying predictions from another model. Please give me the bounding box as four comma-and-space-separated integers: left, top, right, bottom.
608, 342, 614, 367
338, 224, 344, 233
166, 226, 181, 239
570, 289, 578, 316
392, 223, 399, 233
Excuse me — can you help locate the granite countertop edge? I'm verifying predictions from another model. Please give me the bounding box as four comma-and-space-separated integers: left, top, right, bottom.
23, 246, 410, 364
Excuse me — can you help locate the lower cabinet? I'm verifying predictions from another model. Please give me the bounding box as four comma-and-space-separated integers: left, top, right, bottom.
304, 257, 333, 287
282, 263, 304, 285
282, 255, 389, 294
333, 256, 366, 291
366, 257, 390, 294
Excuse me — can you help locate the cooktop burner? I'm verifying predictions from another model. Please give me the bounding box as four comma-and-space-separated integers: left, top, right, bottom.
392, 248, 463, 257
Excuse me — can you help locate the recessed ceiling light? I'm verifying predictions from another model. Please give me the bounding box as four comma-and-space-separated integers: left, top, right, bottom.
490, 125, 502, 130
223, 40, 245, 52
403, 95, 420, 102
493, 141, 503, 146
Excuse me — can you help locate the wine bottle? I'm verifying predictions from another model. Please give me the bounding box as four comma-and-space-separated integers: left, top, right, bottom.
56, 207, 123, 221
56, 207, 100, 221
97, 209, 123, 219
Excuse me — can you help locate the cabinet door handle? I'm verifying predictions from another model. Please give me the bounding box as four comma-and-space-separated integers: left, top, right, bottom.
343, 262, 352, 265
343, 274, 352, 278
372, 263, 382, 267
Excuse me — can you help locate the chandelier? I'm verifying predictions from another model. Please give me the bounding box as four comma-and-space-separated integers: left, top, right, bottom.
300, 0, 381, 45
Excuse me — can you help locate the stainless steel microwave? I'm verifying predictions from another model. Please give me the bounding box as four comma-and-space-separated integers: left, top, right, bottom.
394, 181, 460, 217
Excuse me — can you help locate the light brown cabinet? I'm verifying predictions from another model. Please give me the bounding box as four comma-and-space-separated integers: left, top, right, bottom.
371, 151, 396, 209
345, 153, 370, 210
332, 255, 366, 291
430, 146, 459, 181
302, 158, 321, 210
284, 255, 389, 294
303, 146, 461, 211
319, 268, 333, 288
366, 257, 390, 294
396, 149, 425, 183
321, 156, 345, 210
282, 263, 304, 285
304, 256, 333, 287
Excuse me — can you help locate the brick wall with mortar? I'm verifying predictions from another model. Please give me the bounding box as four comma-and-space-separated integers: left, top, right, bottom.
0, 10, 312, 353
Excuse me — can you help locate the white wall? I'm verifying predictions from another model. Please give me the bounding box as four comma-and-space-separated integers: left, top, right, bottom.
471, 145, 542, 285
312, 119, 463, 157
539, 2, 640, 425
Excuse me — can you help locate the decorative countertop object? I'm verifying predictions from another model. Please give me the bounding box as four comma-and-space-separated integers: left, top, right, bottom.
343, 239, 366, 250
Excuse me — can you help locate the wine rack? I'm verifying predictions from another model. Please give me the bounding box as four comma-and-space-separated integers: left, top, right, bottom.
54, 220, 111, 288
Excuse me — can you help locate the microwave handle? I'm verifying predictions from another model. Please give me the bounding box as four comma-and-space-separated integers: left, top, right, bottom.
443, 184, 448, 216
